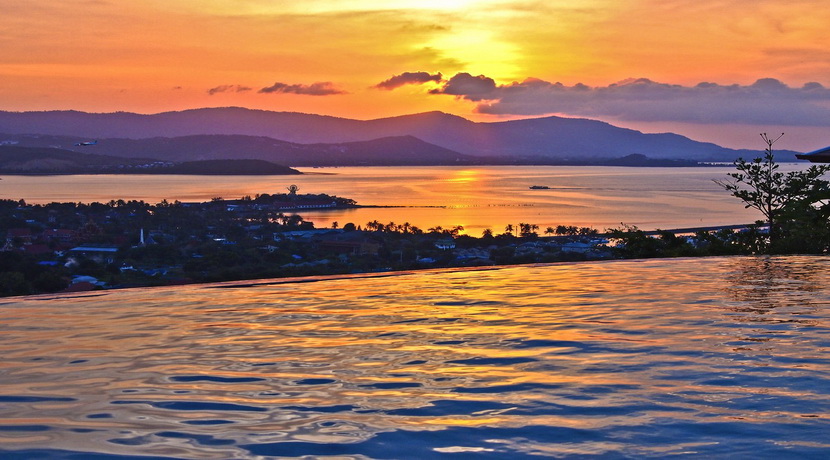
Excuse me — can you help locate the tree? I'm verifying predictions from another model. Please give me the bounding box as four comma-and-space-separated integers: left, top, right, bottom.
366, 220, 382, 232
715, 133, 830, 252
518, 222, 539, 238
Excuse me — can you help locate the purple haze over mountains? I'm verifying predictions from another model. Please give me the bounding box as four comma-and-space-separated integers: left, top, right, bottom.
0, 107, 771, 162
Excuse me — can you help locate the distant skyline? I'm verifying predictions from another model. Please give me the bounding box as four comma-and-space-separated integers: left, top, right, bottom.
2, 0, 829, 151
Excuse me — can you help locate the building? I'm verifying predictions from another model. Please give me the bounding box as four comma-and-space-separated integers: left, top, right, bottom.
795, 146, 830, 163
318, 233, 380, 256
68, 245, 120, 264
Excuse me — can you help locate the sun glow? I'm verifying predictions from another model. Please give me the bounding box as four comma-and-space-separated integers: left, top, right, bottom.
427, 29, 522, 77
195, 0, 485, 15
446, 169, 482, 184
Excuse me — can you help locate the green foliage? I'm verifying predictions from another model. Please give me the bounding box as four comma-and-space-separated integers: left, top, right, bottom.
714, 133, 830, 253
0, 251, 69, 296
606, 225, 698, 258
0, 272, 29, 296
607, 225, 662, 258
552, 225, 598, 236
518, 222, 539, 238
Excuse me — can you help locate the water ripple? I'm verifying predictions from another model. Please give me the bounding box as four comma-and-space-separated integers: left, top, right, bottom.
1, 255, 830, 458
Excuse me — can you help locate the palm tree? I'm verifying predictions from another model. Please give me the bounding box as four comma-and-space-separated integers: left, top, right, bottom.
516, 223, 538, 237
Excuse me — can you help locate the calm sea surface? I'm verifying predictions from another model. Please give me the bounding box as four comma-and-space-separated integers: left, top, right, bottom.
2, 255, 829, 458
1, 165, 803, 233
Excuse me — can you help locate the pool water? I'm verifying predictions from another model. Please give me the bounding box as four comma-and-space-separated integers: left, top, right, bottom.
1, 256, 829, 458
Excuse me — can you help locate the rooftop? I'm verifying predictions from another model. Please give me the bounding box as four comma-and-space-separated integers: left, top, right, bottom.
795, 146, 830, 163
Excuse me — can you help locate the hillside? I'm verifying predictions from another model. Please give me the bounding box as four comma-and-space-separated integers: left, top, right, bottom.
0, 134, 479, 166
146, 159, 301, 175
0, 146, 300, 175
0, 108, 770, 162
0, 146, 153, 173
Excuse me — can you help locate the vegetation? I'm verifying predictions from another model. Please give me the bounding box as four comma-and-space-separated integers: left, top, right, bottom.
0, 194, 613, 297
714, 133, 830, 253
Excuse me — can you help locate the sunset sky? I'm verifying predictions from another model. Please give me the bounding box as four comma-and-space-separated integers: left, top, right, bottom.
2, 0, 829, 150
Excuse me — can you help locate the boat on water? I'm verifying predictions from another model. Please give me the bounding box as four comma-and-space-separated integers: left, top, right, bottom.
529, 185, 550, 190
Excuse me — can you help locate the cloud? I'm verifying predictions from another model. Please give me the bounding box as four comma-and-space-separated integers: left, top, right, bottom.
207, 84, 253, 95
258, 81, 347, 96
375, 71, 443, 90
421, 73, 830, 126
428, 72, 498, 101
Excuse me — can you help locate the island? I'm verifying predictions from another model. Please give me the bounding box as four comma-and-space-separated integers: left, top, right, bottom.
0, 146, 301, 175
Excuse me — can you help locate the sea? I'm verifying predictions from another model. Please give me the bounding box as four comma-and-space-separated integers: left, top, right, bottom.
2, 256, 829, 458
3, 165, 829, 458
0, 165, 793, 233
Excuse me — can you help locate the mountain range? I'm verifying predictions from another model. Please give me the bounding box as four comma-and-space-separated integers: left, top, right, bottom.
0, 107, 794, 167
0, 134, 477, 167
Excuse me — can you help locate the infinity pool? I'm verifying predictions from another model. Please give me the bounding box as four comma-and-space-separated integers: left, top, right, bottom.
1, 256, 829, 458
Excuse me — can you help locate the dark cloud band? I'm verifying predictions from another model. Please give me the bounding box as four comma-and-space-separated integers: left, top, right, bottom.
258, 81, 347, 96
207, 85, 253, 95
381, 70, 830, 126
375, 72, 443, 90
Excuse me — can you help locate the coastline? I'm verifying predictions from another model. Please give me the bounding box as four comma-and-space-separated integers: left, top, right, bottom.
15, 253, 747, 301
0, 217, 761, 299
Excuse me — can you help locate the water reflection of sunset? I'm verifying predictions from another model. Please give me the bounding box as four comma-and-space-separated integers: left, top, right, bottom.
445, 169, 481, 184
3, 166, 774, 235
2, 256, 830, 457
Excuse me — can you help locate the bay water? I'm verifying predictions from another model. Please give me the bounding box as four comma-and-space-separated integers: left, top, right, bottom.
0, 165, 782, 233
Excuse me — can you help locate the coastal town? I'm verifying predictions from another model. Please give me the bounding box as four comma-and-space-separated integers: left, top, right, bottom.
0, 187, 629, 297
3, 184, 789, 298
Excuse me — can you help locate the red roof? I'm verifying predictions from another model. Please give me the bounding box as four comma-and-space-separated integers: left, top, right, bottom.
21, 244, 52, 255
6, 228, 32, 238
42, 229, 75, 238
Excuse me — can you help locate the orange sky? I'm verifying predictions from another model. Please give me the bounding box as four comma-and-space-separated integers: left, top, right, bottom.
2, 0, 829, 150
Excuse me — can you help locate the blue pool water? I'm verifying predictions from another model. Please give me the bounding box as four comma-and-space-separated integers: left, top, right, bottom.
1, 256, 829, 458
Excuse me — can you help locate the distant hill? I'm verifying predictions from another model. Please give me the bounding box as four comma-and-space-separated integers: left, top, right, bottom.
0, 107, 775, 162
0, 133, 479, 166
0, 145, 152, 173
0, 146, 300, 175
148, 159, 300, 175
301, 135, 478, 165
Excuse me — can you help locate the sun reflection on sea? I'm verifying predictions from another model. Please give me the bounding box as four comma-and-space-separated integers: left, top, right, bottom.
445, 169, 481, 184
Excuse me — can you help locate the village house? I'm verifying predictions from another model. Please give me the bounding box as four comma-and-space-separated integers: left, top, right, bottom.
318, 233, 381, 256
